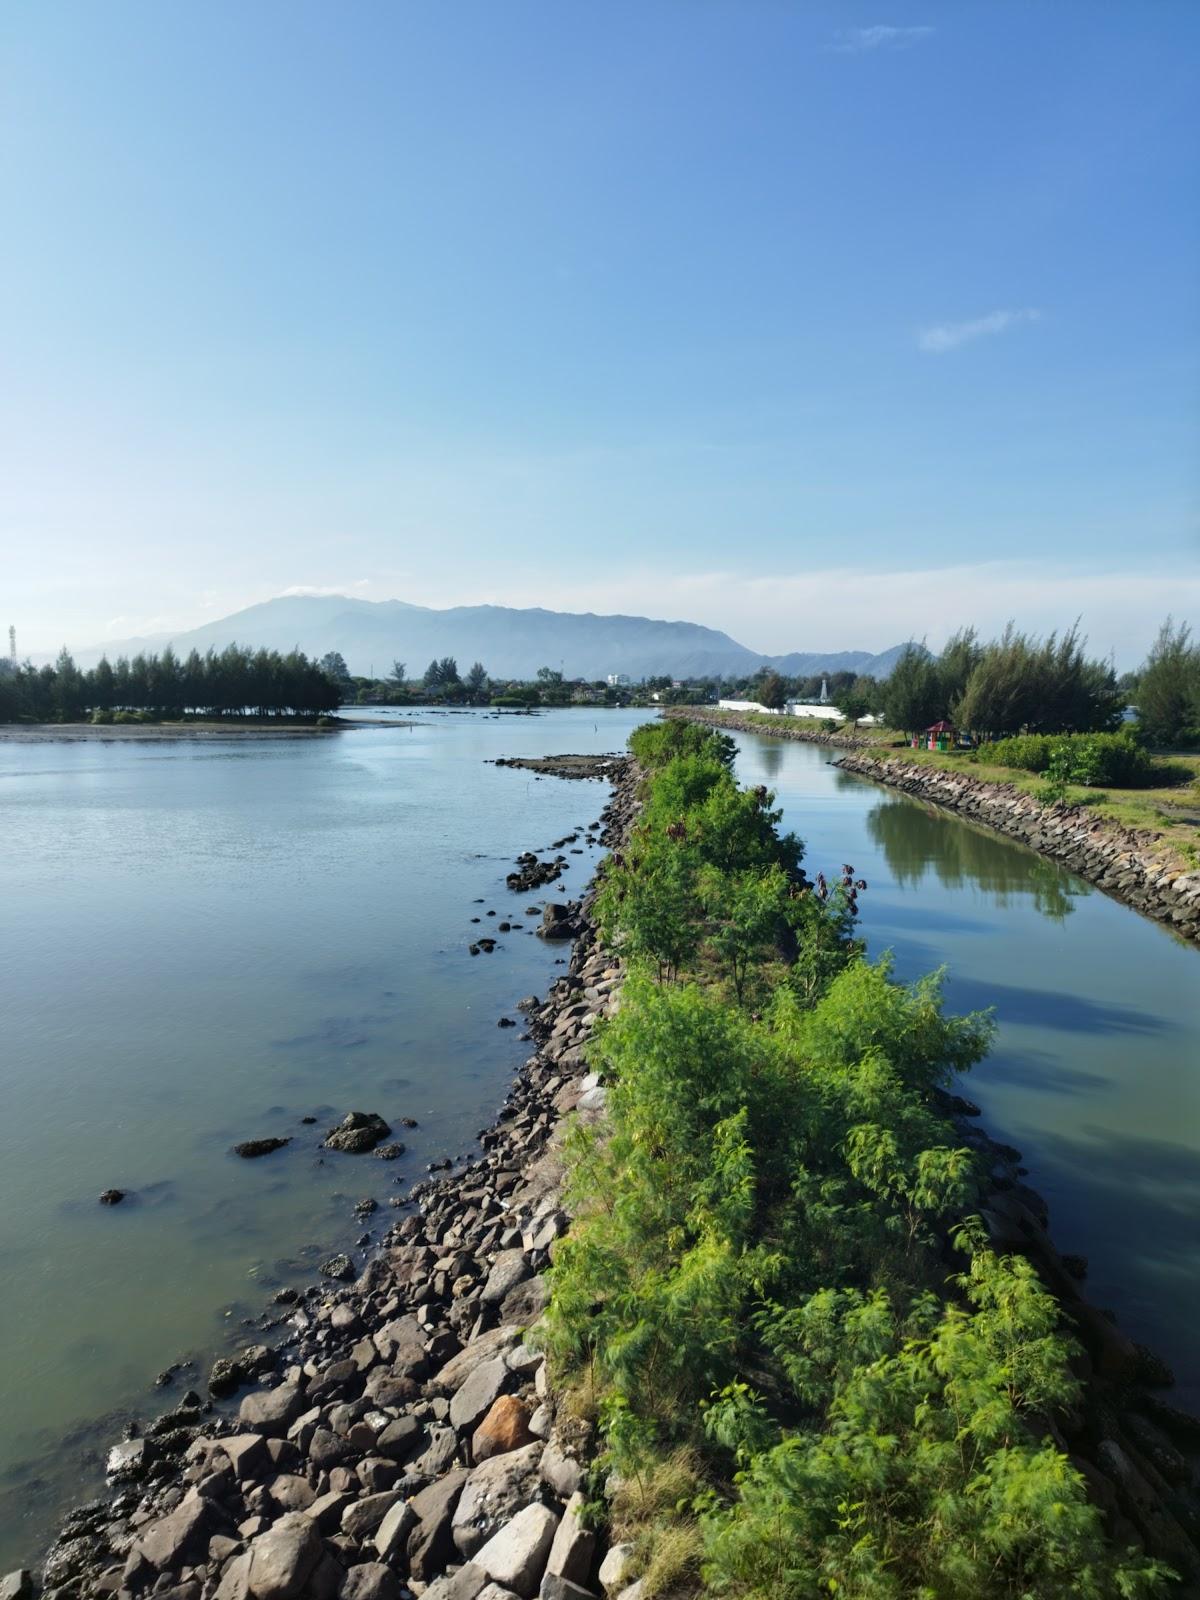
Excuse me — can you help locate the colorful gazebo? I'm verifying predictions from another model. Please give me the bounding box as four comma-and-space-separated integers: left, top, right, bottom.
915, 719, 957, 752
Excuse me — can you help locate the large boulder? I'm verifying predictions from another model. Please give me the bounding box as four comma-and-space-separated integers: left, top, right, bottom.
450, 1357, 515, 1434
452, 1444, 544, 1558
433, 1326, 522, 1394
239, 1385, 306, 1435
481, 1251, 532, 1305
472, 1504, 559, 1598
324, 1113, 391, 1154
405, 1468, 470, 1582
339, 1564, 400, 1600
136, 1493, 222, 1570
545, 1493, 595, 1587
246, 1514, 324, 1600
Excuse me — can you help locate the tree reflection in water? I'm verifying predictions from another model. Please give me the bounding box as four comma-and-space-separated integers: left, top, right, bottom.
864, 796, 1088, 922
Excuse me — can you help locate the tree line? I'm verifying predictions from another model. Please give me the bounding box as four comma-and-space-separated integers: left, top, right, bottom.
743, 619, 1199, 746
0, 645, 340, 723
543, 719, 1171, 1598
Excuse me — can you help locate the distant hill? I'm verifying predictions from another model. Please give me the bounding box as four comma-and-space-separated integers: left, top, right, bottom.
78, 595, 914, 682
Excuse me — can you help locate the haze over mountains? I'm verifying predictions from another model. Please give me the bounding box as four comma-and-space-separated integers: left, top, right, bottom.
82, 595, 913, 681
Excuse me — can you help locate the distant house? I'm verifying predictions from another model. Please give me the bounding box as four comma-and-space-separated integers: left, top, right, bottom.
606, 673, 631, 687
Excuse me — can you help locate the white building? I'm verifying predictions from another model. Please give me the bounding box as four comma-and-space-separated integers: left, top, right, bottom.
606, 673, 631, 687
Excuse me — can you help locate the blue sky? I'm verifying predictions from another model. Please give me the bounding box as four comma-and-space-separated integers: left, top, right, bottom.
3, 1, 1197, 666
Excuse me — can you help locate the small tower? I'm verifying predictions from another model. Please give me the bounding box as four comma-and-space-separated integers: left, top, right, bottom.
7, 626, 15, 666
819, 676, 829, 705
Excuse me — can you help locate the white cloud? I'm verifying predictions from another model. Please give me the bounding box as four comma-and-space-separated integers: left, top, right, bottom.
833, 25, 934, 53
278, 580, 372, 598
918, 308, 1042, 353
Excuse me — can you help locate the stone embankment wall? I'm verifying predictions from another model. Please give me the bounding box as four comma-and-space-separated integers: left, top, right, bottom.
31, 769, 643, 1600
835, 752, 1200, 945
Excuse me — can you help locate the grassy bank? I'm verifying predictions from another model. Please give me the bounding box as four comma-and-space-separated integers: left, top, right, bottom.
673, 709, 1200, 871
542, 719, 1176, 1598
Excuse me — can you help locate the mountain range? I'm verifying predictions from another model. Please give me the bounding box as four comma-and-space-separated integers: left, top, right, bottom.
79, 595, 913, 681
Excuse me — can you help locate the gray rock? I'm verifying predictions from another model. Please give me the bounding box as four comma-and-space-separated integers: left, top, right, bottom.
320, 1253, 355, 1281
245, 1513, 323, 1600
374, 1414, 421, 1461
309, 1428, 352, 1469
499, 1276, 548, 1328
422, 1567, 488, 1600
413, 1422, 460, 1478
220, 1434, 272, 1480
433, 1326, 522, 1393
372, 1500, 417, 1562
324, 1112, 391, 1154
473, 1504, 559, 1598
615, 1584, 645, 1600
449, 1356, 514, 1434
339, 1563, 400, 1600
0, 1573, 32, 1600
107, 1436, 152, 1481
539, 1580, 599, 1600
303, 1492, 352, 1534
405, 1468, 470, 1582
545, 1494, 594, 1586
478, 1587, 523, 1600
452, 1444, 543, 1558
269, 1475, 316, 1513
239, 1385, 306, 1435
597, 1544, 633, 1597
216, 1553, 252, 1600
341, 1491, 402, 1542
137, 1493, 221, 1570
482, 1250, 532, 1305
539, 1441, 584, 1500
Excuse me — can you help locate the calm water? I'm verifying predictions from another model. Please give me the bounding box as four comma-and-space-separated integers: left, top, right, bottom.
0, 708, 644, 1564
0, 713, 1196, 1564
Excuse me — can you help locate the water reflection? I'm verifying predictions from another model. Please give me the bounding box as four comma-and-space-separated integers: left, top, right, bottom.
865, 798, 1086, 921
947, 977, 1172, 1037
758, 741, 785, 779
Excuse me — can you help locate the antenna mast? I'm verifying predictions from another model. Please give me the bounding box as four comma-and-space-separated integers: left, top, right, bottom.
7, 626, 15, 666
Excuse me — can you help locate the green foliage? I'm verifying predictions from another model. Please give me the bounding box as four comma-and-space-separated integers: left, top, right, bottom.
955, 623, 1121, 738
0, 645, 340, 723
882, 643, 941, 735
1134, 617, 1200, 747
545, 720, 1166, 1600
986, 730, 1153, 787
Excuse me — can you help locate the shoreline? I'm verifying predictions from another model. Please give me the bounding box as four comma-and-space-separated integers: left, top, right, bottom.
833, 750, 1200, 945
26, 760, 640, 1600
667, 707, 1200, 945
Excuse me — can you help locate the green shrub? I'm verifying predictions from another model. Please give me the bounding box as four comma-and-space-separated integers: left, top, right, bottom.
90, 708, 114, 724
986, 730, 1153, 787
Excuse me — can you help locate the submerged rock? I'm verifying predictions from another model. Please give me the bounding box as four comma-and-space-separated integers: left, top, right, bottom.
324, 1112, 391, 1154
233, 1137, 292, 1159
98, 1189, 126, 1205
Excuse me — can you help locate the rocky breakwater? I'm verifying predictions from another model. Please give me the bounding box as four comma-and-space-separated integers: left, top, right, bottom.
663, 706, 871, 750
24, 768, 642, 1600
834, 752, 1200, 944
